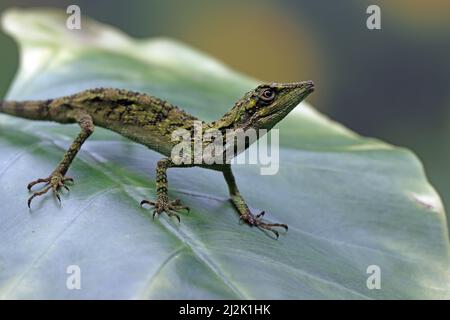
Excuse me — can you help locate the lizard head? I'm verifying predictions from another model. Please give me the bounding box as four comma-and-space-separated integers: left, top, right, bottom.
220, 81, 314, 131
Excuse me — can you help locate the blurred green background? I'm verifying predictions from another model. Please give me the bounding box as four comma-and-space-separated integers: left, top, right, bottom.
0, 0, 449, 229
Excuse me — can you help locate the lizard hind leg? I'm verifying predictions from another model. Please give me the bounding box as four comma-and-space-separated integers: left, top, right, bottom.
27, 112, 94, 208
140, 158, 190, 223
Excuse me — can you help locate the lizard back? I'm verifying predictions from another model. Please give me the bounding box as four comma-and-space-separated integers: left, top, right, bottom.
0, 88, 200, 157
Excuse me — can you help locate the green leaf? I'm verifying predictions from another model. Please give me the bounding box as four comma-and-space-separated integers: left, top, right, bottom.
0, 8, 448, 299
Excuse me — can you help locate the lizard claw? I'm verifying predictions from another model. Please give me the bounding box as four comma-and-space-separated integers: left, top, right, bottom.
141, 197, 189, 223
240, 211, 288, 239
256, 211, 265, 219
27, 173, 74, 208
140, 200, 155, 207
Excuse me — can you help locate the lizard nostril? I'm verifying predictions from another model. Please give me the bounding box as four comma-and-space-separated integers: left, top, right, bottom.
304, 80, 315, 91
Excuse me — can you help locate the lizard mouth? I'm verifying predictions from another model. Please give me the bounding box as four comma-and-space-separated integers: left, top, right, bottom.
262, 108, 284, 119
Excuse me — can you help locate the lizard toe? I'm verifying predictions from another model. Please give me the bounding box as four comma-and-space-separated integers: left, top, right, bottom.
141, 197, 189, 223
27, 172, 73, 208
239, 211, 288, 239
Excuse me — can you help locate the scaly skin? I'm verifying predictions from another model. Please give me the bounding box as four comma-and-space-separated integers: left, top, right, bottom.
0, 81, 314, 238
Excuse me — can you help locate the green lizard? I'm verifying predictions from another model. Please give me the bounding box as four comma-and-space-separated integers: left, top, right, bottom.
0, 81, 314, 237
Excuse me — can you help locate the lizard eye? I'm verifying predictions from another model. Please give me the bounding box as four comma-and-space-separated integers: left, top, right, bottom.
260, 88, 275, 102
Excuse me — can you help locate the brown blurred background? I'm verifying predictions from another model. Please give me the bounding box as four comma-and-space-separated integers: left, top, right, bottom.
0, 0, 449, 228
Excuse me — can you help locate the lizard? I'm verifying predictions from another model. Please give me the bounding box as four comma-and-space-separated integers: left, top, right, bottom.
0, 81, 314, 237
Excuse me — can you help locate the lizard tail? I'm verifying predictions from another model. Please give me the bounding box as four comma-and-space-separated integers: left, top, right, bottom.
0, 99, 52, 121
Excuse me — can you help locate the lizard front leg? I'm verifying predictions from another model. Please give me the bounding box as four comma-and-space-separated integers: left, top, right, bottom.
140, 158, 190, 222
27, 112, 94, 208
222, 165, 288, 238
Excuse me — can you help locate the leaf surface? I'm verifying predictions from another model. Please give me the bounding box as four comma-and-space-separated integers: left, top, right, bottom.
0, 8, 448, 299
